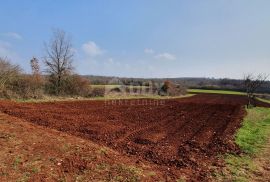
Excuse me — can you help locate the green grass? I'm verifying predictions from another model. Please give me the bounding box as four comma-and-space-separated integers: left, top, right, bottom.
214, 107, 270, 181
257, 97, 270, 104
91, 84, 149, 89
235, 107, 270, 154
103, 94, 194, 100
222, 154, 255, 181
90, 84, 121, 89
188, 89, 245, 95
15, 93, 194, 103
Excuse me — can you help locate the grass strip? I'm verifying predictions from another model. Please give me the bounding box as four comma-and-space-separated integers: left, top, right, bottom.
214, 107, 270, 181
188, 89, 245, 95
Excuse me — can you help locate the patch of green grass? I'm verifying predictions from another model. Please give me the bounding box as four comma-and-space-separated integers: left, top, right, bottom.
91, 84, 121, 89
112, 164, 142, 182
13, 156, 22, 169
214, 107, 270, 181
82, 163, 144, 181
31, 166, 40, 173
103, 94, 194, 100
188, 89, 245, 95
224, 154, 255, 180
257, 97, 270, 104
91, 84, 149, 89
236, 107, 270, 154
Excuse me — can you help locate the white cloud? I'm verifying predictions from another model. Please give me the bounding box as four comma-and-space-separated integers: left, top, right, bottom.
155, 52, 176, 60
144, 48, 154, 54
3, 32, 23, 40
144, 48, 176, 60
82, 41, 103, 57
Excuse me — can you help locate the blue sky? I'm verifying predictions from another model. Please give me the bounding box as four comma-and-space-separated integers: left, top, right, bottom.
0, 0, 270, 78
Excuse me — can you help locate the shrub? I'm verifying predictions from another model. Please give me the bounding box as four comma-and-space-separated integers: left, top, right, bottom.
159, 81, 186, 96
0, 58, 45, 99
89, 87, 105, 97
0, 57, 21, 94
7, 75, 44, 99
110, 87, 122, 93
44, 74, 91, 97
62, 75, 91, 96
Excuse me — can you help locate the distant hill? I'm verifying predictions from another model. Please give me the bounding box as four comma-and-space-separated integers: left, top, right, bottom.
83, 75, 270, 93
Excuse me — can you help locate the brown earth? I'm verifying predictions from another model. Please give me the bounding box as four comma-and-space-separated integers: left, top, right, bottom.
0, 94, 269, 181
0, 112, 161, 182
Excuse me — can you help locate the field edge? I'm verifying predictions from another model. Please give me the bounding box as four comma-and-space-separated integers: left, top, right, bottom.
212, 107, 270, 181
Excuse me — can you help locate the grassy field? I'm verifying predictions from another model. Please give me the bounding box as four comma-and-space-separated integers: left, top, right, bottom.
90, 84, 121, 89
188, 89, 245, 95
214, 107, 270, 181
257, 98, 270, 104
236, 107, 270, 154
92, 86, 245, 95
91, 85, 149, 89
15, 94, 195, 103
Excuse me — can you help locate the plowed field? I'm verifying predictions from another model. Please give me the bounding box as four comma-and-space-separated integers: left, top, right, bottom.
0, 94, 269, 180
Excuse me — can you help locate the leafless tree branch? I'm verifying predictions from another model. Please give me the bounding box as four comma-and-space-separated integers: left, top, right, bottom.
43, 29, 74, 94
243, 73, 268, 108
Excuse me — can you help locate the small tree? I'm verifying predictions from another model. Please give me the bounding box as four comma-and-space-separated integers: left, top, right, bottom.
243, 73, 268, 108
30, 57, 40, 78
44, 29, 74, 95
29, 57, 44, 98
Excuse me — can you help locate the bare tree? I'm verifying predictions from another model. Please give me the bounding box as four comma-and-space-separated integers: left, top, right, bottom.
30, 57, 40, 76
0, 57, 21, 91
44, 29, 74, 94
243, 73, 268, 108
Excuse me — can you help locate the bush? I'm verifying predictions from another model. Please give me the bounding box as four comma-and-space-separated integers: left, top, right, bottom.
0, 57, 21, 94
45, 74, 91, 97
62, 75, 91, 96
159, 81, 186, 96
2, 75, 44, 99
89, 87, 105, 97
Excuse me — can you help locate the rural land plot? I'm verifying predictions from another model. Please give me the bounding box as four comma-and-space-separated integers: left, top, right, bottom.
0, 94, 270, 180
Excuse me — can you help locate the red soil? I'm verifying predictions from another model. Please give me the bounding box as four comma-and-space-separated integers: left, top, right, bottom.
0, 94, 269, 180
